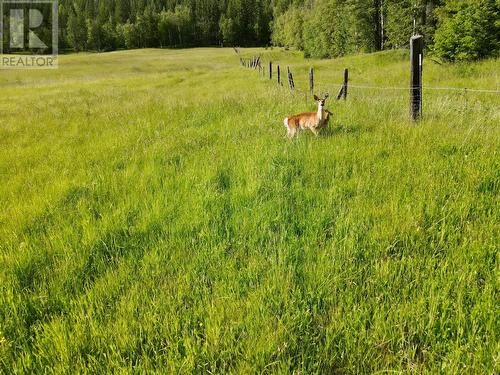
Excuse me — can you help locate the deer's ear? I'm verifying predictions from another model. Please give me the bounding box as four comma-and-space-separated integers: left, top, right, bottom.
313, 95, 319, 101
324, 93, 330, 99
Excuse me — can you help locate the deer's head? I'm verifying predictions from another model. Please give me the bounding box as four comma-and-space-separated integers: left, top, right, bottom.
314, 94, 329, 109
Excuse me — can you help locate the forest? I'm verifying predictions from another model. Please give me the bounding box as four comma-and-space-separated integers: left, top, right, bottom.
2, 1, 500, 61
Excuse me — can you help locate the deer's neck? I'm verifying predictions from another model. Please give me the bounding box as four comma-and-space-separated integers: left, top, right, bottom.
317, 105, 324, 121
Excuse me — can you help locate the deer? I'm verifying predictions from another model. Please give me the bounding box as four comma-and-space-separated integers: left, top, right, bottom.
283, 94, 330, 138
319, 109, 333, 130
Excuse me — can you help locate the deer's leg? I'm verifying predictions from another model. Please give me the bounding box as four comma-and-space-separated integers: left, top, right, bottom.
310, 128, 319, 137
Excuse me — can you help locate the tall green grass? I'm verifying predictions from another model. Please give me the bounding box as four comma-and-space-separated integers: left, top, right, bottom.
0, 48, 498, 373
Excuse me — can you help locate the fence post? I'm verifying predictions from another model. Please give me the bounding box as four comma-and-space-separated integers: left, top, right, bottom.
309, 67, 314, 95
410, 35, 423, 121
343, 68, 349, 100
269, 62, 272, 80
277, 65, 281, 85
287, 66, 295, 90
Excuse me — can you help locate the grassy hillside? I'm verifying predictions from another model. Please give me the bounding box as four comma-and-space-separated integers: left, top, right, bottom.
0, 48, 498, 373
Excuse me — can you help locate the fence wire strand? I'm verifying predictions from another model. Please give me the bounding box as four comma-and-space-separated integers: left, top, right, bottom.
241, 58, 500, 96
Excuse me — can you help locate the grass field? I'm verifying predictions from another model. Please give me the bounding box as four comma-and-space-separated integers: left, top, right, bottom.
0, 48, 499, 373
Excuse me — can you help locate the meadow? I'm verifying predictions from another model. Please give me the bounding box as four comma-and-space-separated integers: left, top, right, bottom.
0, 48, 498, 373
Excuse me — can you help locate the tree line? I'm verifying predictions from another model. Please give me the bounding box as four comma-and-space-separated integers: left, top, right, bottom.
3, 0, 499, 61
58, 0, 273, 52
272, 0, 499, 61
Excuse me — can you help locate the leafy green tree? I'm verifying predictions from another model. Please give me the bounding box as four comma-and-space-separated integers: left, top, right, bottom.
220, 15, 237, 45
434, 0, 500, 61
384, 0, 417, 49
120, 21, 141, 49
138, 5, 160, 48
272, 5, 304, 49
66, 4, 87, 51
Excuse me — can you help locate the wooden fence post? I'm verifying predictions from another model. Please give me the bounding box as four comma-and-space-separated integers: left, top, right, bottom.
343, 68, 349, 100
287, 66, 295, 90
269, 62, 272, 80
309, 67, 314, 95
336, 68, 349, 100
277, 65, 281, 85
410, 35, 423, 121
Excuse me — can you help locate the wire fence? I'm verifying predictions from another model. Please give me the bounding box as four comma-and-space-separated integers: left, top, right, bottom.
236, 52, 500, 128
237, 54, 500, 97
235, 50, 499, 151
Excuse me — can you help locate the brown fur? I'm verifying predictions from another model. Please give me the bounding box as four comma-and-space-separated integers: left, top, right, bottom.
287, 112, 321, 134
318, 110, 333, 130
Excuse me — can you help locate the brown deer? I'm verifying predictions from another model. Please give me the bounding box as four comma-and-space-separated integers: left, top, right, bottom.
283, 94, 330, 138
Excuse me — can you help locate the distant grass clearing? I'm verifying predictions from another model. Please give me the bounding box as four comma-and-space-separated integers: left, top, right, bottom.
0, 48, 498, 373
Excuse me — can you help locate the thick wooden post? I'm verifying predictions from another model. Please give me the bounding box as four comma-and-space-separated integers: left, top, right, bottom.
410, 35, 423, 121
309, 67, 314, 95
277, 65, 281, 85
269, 62, 272, 80
343, 68, 348, 100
